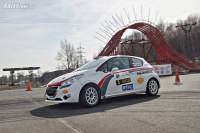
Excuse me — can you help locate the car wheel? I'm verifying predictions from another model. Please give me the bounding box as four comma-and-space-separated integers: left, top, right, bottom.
146, 79, 159, 96
80, 84, 100, 107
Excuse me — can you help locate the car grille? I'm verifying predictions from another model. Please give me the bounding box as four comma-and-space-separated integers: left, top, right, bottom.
46, 87, 58, 97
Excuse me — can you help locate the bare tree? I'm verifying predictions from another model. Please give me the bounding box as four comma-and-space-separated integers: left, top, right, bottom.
16, 72, 25, 82
167, 14, 200, 60
156, 17, 167, 35
56, 40, 78, 70
0, 75, 8, 84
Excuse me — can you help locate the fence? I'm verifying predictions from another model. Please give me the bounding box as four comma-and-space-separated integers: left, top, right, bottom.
0, 75, 42, 91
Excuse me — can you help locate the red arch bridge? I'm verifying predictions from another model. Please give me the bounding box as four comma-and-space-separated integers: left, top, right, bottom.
98, 22, 200, 71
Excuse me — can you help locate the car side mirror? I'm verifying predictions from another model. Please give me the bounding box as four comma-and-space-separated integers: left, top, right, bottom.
111, 67, 119, 75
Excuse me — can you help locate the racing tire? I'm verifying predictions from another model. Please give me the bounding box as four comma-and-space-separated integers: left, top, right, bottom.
146, 78, 159, 96
80, 84, 100, 107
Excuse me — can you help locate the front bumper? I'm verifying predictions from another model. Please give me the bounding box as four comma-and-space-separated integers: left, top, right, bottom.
45, 82, 83, 103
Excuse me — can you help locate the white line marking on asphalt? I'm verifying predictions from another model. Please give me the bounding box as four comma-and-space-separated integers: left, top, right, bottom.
57, 118, 84, 133
25, 95, 84, 133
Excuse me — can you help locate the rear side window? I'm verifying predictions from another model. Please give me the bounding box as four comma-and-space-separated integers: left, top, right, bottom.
131, 58, 143, 67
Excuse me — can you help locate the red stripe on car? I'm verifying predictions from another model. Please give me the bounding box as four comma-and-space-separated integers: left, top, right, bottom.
98, 74, 111, 88
115, 66, 153, 74
48, 79, 67, 87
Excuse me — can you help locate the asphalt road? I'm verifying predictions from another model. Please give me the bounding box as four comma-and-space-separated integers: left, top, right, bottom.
0, 73, 200, 133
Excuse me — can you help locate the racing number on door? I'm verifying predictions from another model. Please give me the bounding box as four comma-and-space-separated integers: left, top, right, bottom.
117, 80, 120, 85
116, 78, 131, 85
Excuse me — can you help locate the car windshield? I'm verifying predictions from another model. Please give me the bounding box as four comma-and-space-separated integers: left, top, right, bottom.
75, 58, 105, 71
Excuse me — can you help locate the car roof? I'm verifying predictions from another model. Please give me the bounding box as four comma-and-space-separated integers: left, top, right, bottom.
96, 55, 144, 60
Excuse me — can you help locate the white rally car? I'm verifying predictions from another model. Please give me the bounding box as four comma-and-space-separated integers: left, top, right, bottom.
45, 55, 160, 107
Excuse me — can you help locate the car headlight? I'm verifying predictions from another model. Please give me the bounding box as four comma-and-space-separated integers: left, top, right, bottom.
61, 74, 83, 87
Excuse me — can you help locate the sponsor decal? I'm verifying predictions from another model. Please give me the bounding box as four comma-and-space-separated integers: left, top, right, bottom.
116, 78, 131, 85
160, 67, 164, 71
137, 72, 142, 75
125, 72, 129, 76
121, 73, 125, 77
115, 72, 129, 79
152, 64, 172, 76
166, 70, 170, 73
161, 70, 164, 74
122, 84, 134, 91
66, 94, 71, 98
62, 90, 68, 94
137, 70, 153, 75
166, 66, 170, 69
137, 77, 144, 84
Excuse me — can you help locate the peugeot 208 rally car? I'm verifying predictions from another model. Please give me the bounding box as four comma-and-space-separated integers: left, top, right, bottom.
45, 55, 160, 107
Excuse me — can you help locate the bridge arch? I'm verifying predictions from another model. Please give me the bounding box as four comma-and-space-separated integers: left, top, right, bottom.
98, 22, 200, 70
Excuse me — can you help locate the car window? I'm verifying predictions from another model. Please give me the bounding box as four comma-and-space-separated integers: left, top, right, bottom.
107, 57, 130, 71
131, 58, 143, 67
97, 62, 107, 72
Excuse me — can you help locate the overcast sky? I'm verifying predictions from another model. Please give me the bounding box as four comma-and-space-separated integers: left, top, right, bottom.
0, 0, 200, 76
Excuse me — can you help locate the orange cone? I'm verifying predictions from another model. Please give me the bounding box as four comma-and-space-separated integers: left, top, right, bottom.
26, 81, 32, 91
174, 70, 182, 85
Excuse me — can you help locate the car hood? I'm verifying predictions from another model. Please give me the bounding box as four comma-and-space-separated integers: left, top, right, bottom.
47, 70, 87, 87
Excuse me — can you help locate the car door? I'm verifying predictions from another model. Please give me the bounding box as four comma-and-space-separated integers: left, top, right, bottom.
130, 57, 146, 91
106, 57, 135, 96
